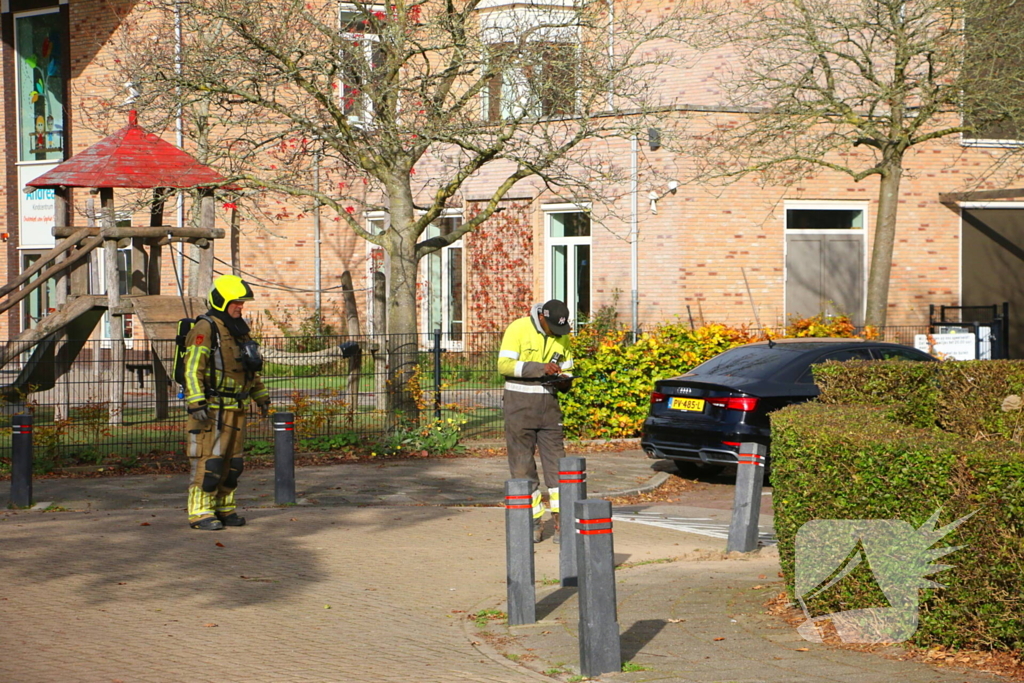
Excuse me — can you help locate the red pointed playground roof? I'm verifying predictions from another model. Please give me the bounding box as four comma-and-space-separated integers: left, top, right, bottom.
28, 111, 230, 190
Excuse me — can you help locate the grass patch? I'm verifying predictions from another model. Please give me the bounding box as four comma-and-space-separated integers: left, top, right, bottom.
622, 660, 651, 672
472, 608, 507, 628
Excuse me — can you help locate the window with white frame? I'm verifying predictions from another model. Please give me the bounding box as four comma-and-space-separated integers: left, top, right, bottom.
339, 5, 384, 125
422, 214, 465, 348
961, 4, 1024, 145
544, 206, 590, 325
784, 202, 867, 325
480, 2, 579, 122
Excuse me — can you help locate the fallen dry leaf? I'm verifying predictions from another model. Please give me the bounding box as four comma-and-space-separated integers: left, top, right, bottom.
667, 618, 685, 623
215, 542, 225, 548
117, 582, 126, 585
290, 518, 298, 521
714, 637, 725, 641
139, 522, 150, 526
752, 585, 765, 590
795, 648, 809, 652
758, 574, 767, 579
204, 623, 218, 628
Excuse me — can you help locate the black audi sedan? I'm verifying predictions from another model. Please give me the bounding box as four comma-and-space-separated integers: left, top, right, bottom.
640, 338, 936, 476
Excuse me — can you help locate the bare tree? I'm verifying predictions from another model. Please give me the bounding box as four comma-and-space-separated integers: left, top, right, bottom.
94, 0, 688, 417
693, 0, 1024, 326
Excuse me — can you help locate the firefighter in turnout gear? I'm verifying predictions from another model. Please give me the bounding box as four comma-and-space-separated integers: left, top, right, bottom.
183, 275, 270, 530
497, 300, 574, 543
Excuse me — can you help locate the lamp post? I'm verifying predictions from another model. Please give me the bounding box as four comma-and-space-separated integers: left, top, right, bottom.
629, 128, 665, 340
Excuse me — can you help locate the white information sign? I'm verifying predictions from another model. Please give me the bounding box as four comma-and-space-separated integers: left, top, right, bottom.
914, 333, 977, 361
18, 163, 58, 248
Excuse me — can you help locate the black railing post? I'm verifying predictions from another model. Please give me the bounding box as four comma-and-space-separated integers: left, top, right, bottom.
10, 414, 33, 508
433, 328, 442, 420
273, 411, 296, 505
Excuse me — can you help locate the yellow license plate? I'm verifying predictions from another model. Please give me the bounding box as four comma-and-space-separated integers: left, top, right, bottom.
669, 397, 705, 412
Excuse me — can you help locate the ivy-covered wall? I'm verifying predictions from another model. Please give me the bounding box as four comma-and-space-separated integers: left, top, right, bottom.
464, 199, 535, 336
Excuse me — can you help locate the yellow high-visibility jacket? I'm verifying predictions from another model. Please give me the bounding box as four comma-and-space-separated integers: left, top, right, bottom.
497, 306, 573, 392
183, 315, 269, 411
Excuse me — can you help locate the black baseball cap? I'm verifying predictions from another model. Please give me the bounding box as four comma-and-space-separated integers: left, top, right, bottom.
541, 299, 571, 336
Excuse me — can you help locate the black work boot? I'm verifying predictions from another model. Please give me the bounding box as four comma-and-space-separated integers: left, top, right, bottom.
552, 512, 560, 544
190, 517, 224, 531
216, 512, 246, 527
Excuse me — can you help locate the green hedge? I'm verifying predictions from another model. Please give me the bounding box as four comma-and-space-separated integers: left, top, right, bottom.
561, 323, 756, 438
814, 359, 1024, 441
771, 402, 1024, 649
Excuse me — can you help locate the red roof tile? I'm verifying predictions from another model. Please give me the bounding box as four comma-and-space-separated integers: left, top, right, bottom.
27, 111, 230, 190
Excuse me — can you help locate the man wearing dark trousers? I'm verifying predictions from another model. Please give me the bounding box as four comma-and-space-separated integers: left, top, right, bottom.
497, 299, 574, 542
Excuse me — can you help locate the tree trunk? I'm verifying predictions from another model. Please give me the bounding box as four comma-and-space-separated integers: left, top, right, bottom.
385, 178, 421, 423
385, 229, 421, 421
864, 159, 904, 328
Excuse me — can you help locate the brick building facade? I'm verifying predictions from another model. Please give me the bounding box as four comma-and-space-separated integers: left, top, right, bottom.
4, 0, 1024, 355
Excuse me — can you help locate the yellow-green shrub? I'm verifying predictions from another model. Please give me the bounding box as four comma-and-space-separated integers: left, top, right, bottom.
561, 323, 757, 438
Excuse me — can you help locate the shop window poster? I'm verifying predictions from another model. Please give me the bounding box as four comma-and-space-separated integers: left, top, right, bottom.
17, 11, 64, 163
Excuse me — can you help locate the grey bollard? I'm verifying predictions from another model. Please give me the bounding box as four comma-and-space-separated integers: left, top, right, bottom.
10, 414, 33, 509
726, 442, 767, 553
575, 499, 621, 677
505, 479, 536, 625
558, 456, 587, 587
273, 412, 296, 505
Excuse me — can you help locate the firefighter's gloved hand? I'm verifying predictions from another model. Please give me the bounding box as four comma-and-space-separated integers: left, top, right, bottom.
339, 341, 360, 358
258, 402, 271, 418
189, 405, 212, 425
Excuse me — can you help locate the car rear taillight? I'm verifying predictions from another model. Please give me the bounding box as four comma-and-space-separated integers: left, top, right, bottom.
650, 391, 667, 404
708, 396, 759, 412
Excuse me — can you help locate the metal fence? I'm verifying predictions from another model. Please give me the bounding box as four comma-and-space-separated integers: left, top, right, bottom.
0, 331, 506, 468
0, 324, 935, 468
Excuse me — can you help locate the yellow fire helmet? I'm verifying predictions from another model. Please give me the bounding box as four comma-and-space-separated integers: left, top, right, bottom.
208, 274, 255, 312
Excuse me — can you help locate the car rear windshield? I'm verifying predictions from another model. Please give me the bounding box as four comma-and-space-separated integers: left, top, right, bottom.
684, 344, 830, 379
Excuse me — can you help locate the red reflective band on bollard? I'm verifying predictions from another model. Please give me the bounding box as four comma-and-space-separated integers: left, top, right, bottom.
559, 470, 585, 484
577, 517, 612, 525
737, 453, 764, 466
576, 517, 613, 535
505, 494, 533, 509
12, 427, 32, 434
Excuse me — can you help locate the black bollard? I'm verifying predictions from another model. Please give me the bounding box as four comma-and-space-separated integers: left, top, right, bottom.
273, 412, 296, 505
505, 478, 536, 626
10, 414, 33, 509
726, 442, 767, 553
558, 456, 587, 587
575, 499, 621, 677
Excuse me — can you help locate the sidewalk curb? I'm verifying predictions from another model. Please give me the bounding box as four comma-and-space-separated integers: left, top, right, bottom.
594, 470, 671, 500
463, 595, 556, 682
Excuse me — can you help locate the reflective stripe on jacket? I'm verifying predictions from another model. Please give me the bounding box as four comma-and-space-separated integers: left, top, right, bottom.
497, 306, 573, 389
183, 316, 268, 410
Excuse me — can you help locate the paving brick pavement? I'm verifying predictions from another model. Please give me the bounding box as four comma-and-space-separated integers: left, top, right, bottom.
0, 450, 1010, 682
0, 451, 664, 512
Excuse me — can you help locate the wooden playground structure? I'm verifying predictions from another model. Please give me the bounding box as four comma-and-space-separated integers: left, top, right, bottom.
0, 111, 225, 423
